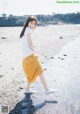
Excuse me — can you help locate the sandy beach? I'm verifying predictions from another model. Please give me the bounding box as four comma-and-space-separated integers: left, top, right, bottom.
0, 25, 80, 114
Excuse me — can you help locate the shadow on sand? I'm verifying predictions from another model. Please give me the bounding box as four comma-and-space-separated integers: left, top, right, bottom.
9, 93, 58, 114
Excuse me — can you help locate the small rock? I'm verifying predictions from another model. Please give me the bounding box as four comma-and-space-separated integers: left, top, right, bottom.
50, 57, 54, 59
11, 68, 14, 70
58, 57, 61, 59
59, 36, 63, 39
15, 95, 18, 98
0, 75, 4, 77
44, 56, 46, 58
63, 54, 67, 56
44, 68, 46, 70
19, 87, 23, 90
1, 37, 7, 39
61, 58, 64, 60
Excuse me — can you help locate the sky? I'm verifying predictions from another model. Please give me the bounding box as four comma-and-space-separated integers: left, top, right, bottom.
0, 0, 80, 16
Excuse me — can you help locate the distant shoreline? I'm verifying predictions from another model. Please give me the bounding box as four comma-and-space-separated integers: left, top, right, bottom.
0, 23, 80, 27
0, 12, 80, 27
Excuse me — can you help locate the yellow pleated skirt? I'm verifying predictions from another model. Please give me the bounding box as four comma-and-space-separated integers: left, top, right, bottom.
22, 53, 44, 83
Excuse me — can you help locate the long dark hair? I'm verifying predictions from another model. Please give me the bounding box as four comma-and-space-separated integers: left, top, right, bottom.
20, 16, 37, 38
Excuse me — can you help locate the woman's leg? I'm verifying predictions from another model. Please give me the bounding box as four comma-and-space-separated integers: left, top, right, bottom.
25, 82, 30, 90
24, 82, 37, 93
39, 72, 49, 91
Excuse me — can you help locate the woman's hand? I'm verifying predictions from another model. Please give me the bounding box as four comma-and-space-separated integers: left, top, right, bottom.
33, 52, 38, 58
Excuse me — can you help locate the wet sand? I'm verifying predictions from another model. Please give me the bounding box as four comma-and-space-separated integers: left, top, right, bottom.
0, 25, 80, 114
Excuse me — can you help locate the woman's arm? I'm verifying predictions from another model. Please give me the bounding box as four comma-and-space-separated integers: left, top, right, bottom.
27, 33, 35, 53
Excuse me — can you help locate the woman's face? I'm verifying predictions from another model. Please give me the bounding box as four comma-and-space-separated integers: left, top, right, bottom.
28, 21, 37, 30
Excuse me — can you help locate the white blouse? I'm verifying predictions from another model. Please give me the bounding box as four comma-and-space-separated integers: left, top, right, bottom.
20, 27, 34, 59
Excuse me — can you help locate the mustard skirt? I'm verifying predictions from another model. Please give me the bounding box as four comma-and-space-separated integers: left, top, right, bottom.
22, 54, 44, 83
